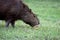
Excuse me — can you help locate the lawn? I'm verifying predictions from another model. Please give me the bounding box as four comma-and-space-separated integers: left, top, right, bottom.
0, 0, 60, 40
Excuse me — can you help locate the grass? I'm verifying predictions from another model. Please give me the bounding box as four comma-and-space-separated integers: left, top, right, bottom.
0, 0, 60, 40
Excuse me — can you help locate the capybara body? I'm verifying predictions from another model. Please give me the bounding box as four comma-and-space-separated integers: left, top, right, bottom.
0, 0, 39, 27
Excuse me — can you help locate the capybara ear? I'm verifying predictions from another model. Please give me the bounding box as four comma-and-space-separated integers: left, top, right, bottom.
23, 4, 25, 8
29, 9, 31, 12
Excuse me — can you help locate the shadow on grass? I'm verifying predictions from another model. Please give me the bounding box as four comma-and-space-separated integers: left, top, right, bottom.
0, 24, 5, 28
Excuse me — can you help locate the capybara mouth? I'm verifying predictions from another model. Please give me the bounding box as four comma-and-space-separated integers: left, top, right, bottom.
32, 25, 40, 29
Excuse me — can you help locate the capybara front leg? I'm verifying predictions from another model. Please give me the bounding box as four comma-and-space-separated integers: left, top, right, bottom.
11, 21, 15, 28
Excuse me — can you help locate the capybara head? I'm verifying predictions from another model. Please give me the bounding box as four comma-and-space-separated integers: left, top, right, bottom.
20, 4, 40, 27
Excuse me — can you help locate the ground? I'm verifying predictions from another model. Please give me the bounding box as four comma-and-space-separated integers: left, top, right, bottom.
0, 0, 60, 40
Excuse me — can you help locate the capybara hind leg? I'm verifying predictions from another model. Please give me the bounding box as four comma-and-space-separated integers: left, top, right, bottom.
5, 20, 11, 27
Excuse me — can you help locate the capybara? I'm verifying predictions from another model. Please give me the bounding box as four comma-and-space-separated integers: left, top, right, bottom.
0, 0, 39, 27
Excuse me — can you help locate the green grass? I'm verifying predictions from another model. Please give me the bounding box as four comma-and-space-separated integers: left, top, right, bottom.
0, 0, 60, 40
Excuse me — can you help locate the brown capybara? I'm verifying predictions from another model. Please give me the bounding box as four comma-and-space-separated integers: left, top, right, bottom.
0, 0, 39, 28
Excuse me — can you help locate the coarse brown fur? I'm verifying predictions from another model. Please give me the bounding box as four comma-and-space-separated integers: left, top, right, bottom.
0, 0, 39, 27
